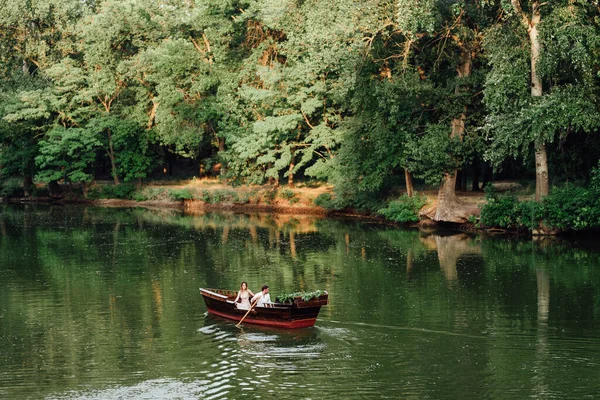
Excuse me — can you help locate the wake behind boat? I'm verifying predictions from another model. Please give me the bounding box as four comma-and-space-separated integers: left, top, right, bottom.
200, 288, 329, 329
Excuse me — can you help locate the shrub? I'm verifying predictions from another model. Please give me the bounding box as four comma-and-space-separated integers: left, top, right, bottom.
132, 192, 148, 202
479, 184, 598, 232
279, 189, 296, 200
235, 193, 250, 204
313, 193, 336, 209
85, 184, 136, 200
480, 193, 522, 229
263, 189, 277, 204
377, 194, 427, 223
0, 178, 24, 198
515, 200, 544, 231
212, 189, 229, 203
86, 186, 102, 200
139, 187, 168, 200
168, 189, 195, 201
200, 189, 237, 203
101, 184, 136, 199
542, 185, 600, 230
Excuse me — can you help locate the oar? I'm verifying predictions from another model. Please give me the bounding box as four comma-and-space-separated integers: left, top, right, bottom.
236, 299, 258, 328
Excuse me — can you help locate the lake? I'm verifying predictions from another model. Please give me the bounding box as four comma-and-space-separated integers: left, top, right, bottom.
1, 204, 599, 399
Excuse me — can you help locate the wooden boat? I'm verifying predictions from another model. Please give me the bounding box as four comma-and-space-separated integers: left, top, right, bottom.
199, 288, 329, 329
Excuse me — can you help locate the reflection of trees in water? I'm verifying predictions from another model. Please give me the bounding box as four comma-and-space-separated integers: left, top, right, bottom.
2, 205, 600, 398
419, 233, 481, 282
534, 269, 550, 395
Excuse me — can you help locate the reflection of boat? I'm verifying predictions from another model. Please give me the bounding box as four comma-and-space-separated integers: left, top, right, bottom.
200, 288, 329, 329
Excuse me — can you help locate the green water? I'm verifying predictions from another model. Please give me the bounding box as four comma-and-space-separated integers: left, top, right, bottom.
1, 204, 599, 399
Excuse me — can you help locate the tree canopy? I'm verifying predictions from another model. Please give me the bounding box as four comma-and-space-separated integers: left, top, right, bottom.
1, 0, 599, 220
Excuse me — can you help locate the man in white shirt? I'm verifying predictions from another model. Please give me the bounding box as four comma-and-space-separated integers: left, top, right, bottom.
251, 285, 271, 307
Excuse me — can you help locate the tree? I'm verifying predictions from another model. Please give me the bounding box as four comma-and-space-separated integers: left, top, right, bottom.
35, 126, 101, 188
393, 0, 498, 222
0, 0, 90, 190
222, 0, 362, 186
484, 0, 600, 201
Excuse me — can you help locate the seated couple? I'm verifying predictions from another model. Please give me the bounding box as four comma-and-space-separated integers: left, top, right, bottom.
233, 282, 271, 310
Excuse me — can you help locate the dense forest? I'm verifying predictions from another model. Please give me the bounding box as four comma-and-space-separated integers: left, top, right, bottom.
1, 0, 600, 229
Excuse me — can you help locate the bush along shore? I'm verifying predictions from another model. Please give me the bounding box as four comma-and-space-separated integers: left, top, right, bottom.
3, 174, 600, 236
0, 179, 332, 215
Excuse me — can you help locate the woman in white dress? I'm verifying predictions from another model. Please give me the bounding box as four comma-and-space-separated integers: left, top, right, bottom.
233, 282, 254, 310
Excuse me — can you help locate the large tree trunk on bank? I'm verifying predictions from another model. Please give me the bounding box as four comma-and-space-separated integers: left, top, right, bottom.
106, 128, 120, 185
404, 169, 414, 197
535, 143, 549, 201
434, 50, 471, 222
513, 0, 549, 201
434, 170, 460, 221
529, 8, 549, 201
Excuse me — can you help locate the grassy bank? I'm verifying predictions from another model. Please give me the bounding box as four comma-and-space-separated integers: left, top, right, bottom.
1, 178, 335, 214
4, 177, 600, 235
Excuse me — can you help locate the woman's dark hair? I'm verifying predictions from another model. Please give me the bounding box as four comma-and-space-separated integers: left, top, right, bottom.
240, 281, 248, 289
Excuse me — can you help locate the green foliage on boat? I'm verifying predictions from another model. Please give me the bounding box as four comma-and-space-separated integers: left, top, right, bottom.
276, 290, 328, 304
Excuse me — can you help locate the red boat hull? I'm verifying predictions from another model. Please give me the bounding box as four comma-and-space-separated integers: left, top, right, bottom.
206, 307, 318, 328
200, 288, 328, 329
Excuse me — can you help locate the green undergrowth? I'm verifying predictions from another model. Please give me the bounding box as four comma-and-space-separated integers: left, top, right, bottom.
0, 178, 25, 198
84, 184, 303, 205
480, 168, 600, 232
377, 193, 427, 223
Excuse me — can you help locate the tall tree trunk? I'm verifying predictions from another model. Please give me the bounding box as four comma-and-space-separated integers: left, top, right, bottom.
404, 169, 414, 197
529, 7, 548, 200
288, 155, 295, 187
535, 143, 549, 201
513, 0, 548, 201
106, 128, 120, 185
435, 170, 459, 220
147, 99, 159, 130
434, 49, 471, 221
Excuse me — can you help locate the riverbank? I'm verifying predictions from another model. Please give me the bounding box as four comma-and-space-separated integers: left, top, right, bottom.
91, 179, 334, 215
1, 178, 488, 226
10, 178, 594, 236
